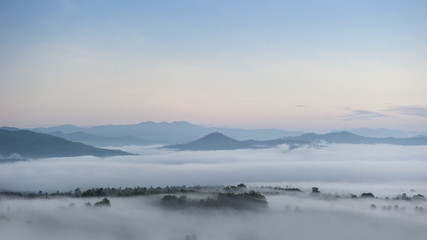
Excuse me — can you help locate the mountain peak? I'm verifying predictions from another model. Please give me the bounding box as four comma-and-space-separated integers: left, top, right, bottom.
167, 132, 241, 150
203, 132, 229, 137
326, 131, 358, 136
195, 132, 236, 142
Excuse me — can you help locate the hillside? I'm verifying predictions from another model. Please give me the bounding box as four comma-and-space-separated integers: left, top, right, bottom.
48, 131, 150, 147
0, 129, 134, 160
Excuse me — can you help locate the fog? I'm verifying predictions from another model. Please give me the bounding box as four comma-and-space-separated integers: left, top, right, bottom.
1, 192, 426, 240
1, 144, 427, 239
0, 144, 426, 192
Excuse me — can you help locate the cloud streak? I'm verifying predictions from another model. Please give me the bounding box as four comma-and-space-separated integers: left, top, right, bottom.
339, 110, 387, 121
388, 106, 427, 118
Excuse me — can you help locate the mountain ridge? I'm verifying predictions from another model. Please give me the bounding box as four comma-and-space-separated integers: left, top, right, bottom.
165, 131, 427, 151
287, 131, 427, 145
0, 129, 134, 160
29, 121, 303, 144
166, 132, 307, 150
3, 122, 426, 146
48, 131, 150, 147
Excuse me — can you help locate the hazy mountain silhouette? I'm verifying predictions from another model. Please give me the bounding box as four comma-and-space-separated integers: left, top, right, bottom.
31, 123, 426, 142
32, 124, 83, 134
48, 131, 150, 147
9, 122, 426, 146
166, 131, 427, 151
167, 132, 250, 150
0, 129, 133, 160
342, 128, 422, 138
166, 132, 307, 150
31, 121, 303, 144
286, 132, 367, 143
0, 126, 20, 131
286, 131, 427, 145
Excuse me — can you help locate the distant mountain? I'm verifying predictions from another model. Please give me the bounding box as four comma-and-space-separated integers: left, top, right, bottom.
0, 126, 20, 131
22, 122, 427, 146
286, 132, 368, 144
84, 121, 206, 143
31, 121, 303, 144
283, 131, 427, 145
32, 124, 83, 134
206, 127, 303, 141
166, 131, 427, 151
48, 131, 151, 147
166, 132, 307, 150
167, 132, 251, 150
0, 129, 133, 160
341, 128, 422, 138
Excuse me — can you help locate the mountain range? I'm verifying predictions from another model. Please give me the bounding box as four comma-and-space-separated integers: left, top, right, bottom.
165, 131, 427, 151
17, 121, 425, 147
47, 131, 150, 147
1, 123, 426, 159
28, 121, 303, 146
335, 128, 425, 138
286, 131, 427, 145
166, 132, 307, 150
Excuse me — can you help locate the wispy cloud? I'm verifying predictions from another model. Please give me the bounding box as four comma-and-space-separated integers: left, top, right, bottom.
339, 110, 387, 121
388, 106, 427, 118
295, 105, 307, 108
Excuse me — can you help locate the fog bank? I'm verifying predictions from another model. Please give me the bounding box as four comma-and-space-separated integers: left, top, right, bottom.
1, 193, 426, 240
0, 144, 426, 192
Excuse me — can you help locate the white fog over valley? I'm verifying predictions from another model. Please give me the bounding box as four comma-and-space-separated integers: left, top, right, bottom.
1, 144, 426, 191
1, 193, 426, 240
1, 144, 427, 240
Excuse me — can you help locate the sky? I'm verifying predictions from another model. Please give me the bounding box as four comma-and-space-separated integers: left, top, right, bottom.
1, 0, 427, 132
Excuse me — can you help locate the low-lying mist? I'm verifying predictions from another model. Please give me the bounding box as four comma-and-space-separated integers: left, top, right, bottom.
1, 144, 427, 239
0, 144, 426, 192
1, 191, 426, 240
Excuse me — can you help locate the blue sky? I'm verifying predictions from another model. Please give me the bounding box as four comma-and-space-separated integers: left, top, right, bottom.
1, 0, 426, 131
